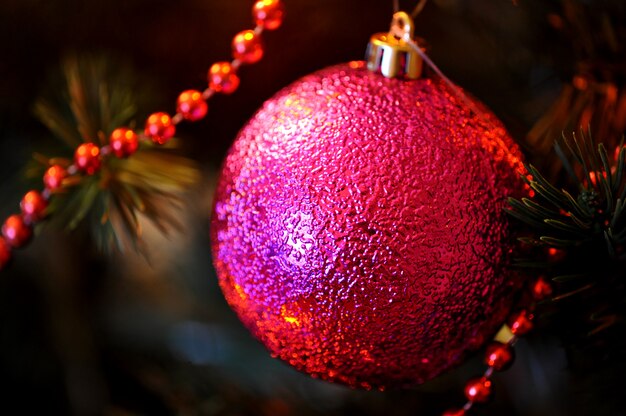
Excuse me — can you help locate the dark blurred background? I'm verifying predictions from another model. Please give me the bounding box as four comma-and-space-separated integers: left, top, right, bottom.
0, 0, 623, 415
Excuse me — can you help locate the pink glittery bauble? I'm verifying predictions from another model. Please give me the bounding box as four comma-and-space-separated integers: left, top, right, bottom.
211, 62, 526, 388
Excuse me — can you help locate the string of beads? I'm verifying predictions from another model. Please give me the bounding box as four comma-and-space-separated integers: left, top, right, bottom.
442, 275, 553, 415
0, 0, 284, 271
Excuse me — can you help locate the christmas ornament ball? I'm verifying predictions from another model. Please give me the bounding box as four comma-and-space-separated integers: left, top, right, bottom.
211, 62, 526, 388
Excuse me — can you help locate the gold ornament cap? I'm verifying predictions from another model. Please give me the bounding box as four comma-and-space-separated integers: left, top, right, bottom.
366, 11, 423, 79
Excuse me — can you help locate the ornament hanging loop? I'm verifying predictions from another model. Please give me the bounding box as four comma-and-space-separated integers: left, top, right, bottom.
389, 11, 415, 42
366, 11, 424, 79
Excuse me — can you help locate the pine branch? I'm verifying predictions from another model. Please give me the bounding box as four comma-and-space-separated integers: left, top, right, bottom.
508, 130, 626, 336
30, 54, 200, 252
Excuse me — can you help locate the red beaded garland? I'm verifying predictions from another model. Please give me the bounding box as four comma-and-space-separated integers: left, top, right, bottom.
208, 62, 240, 94
1, 0, 277, 275
484, 341, 515, 371
2, 215, 32, 248
74, 143, 101, 175
464, 377, 492, 403
253, 0, 285, 30
20, 190, 48, 222
145, 112, 176, 145
110, 128, 139, 158
43, 165, 67, 191
0, 237, 11, 270
177, 90, 208, 121
509, 310, 534, 336
232, 30, 264, 64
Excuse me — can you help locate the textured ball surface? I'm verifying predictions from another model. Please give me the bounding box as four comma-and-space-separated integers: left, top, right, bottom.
211, 62, 526, 388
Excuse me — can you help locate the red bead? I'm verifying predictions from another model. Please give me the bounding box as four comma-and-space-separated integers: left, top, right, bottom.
145, 112, 176, 145
232, 30, 263, 64
484, 341, 515, 371
253, 0, 285, 30
74, 143, 101, 175
0, 237, 11, 270
110, 128, 139, 158
509, 310, 534, 336
43, 165, 67, 191
442, 409, 465, 416
177, 90, 208, 121
2, 215, 32, 248
464, 377, 492, 403
208, 62, 240, 94
532, 276, 553, 300
20, 190, 48, 222
547, 247, 566, 262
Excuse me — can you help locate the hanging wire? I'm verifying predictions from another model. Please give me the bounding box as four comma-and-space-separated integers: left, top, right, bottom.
411, 0, 428, 18
414, 39, 493, 123
389, 0, 493, 125
394, 0, 428, 16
